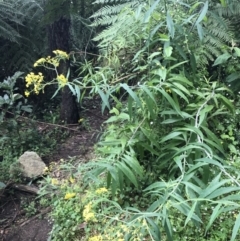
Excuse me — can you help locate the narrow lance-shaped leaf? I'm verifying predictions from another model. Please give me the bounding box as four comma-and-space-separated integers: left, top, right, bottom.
196, 1, 208, 25
143, 0, 161, 23
117, 161, 138, 188
146, 218, 161, 241
184, 201, 199, 226
167, 12, 175, 38
120, 83, 142, 108
197, 23, 204, 40
231, 212, 240, 241
97, 87, 110, 111
205, 204, 222, 234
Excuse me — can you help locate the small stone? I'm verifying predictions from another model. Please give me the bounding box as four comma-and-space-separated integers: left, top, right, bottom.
15, 151, 46, 178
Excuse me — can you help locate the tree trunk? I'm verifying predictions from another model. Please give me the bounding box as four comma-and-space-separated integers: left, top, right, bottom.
48, 16, 79, 124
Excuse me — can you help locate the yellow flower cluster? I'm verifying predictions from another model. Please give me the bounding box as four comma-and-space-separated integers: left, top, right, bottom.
57, 74, 68, 87
25, 72, 44, 95
64, 192, 76, 200
88, 236, 123, 241
24, 90, 30, 97
33, 58, 46, 67
53, 49, 69, 59
33, 50, 68, 68
88, 235, 103, 241
95, 187, 108, 194
51, 178, 59, 185
83, 202, 96, 222
34, 56, 59, 67
92, 220, 146, 240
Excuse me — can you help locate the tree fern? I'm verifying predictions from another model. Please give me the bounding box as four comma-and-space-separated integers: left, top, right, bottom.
0, 0, 45, 79
91, 0, 236, 74
0, 1, 23, 42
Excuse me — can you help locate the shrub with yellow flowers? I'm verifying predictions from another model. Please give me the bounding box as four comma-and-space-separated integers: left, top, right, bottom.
39, 162, 154, 241
24, 50, 70, 97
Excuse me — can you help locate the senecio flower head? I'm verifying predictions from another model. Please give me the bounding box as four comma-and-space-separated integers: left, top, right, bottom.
95, 187, 108, 194
57, 74, 68, 87
34, 58, 46, 67
25, 72, 44, 95
64, 192, 76, 200
53, 49, 69, 59
83, 202, 96, 222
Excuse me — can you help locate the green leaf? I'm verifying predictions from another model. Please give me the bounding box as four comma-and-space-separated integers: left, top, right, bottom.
174, 155, 184, 173
153, 68, 167, 81
183, 181, 202, 195
140, 127, 161, 149
123, 154, 143, 177
146, 218, 161, 241
208, 186, 240, 199
164, 46, 173, 58
105, 113, 130, 123
231, 213, 240, 241
110, 107, 119, 116
144, 182, 167, 192
201, 126, 224, 153
143, 0, 160, 23
213, 53, 232, 66
68, 83, 76, 96
141, 85, 156, 104
172, 82, 190, 96
226, 73, 240, 83
51, 86, 61, 99
164, 212, 173, 241
234, 47, 240, 57
160, 131, 183, 143
117, 162, 138, 188
148, 52, 161, 60
157, 88, 182, 115
168, 74, 193, 86
171, 88, 189, 103
147, 198, 164, 212
196, 1, 209, 25
120, 83, 142, 108
196, 23, 204, 40
128, 96, 133, 120
199, 173, 228, 198
166, 12, 175, 38
107, 171, 112, 188
97, 87, 110, 110
161, 118, 183, 124
217, 94, 234, 113
74, 85, 81, 102
205, 204, 222, 234
184, 201, 198, 226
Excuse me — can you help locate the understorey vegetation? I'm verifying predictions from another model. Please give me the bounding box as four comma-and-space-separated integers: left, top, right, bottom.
1, 0, 240, 240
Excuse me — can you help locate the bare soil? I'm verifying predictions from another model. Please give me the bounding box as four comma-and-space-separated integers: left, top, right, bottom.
0, 99, 108, 241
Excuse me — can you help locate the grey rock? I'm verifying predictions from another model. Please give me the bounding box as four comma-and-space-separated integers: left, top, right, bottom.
16, 151, 46, 178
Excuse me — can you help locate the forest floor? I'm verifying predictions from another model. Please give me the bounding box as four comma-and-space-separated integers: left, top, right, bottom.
0, 98, 108, 241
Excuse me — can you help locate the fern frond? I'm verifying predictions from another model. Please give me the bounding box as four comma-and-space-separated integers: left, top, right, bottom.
92, 3, 134, 18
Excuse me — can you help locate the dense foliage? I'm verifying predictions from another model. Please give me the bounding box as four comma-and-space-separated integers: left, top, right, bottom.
1, 0, 240, 240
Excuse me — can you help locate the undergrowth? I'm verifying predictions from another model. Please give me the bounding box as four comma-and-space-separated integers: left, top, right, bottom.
7, 0, 240, 240
0, 72, 68, 183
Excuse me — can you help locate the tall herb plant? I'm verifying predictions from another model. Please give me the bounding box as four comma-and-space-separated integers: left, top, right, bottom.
82, 1, 240, 240
30, 0, 240, 240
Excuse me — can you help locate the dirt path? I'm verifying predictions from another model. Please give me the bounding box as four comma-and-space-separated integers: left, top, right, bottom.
0, 99, 108, 241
